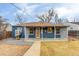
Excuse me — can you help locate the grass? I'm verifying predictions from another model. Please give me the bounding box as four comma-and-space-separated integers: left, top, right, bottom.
0, 44, 30, 56
40, 41, 79, 56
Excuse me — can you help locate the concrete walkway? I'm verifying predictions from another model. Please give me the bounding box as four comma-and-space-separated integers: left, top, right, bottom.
24, 40, 40, 56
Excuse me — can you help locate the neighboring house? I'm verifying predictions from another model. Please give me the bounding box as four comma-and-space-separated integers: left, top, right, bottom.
6, 24, 12, 38
65, 22, 79, 38
12, 22, 68, 40
6, 24, 12, 32
4, 24, 12, 38
0, 23, 12, 39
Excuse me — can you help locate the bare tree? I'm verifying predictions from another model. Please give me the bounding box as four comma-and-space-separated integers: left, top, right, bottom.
37, 8, 55, 23
54, 13, 63, 24
15, 14, 23, 24
37, 8, 70, 24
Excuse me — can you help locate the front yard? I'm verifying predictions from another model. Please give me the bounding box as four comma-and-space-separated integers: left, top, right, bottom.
0, 44, 30, 56
40, 41, 79, 56
0, 38, 33, 56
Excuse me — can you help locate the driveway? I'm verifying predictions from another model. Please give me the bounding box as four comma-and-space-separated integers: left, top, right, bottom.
1, 38, 34, 46
0, 38, 34, 56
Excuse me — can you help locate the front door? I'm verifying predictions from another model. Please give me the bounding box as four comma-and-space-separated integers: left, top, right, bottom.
36, 28, 40, 38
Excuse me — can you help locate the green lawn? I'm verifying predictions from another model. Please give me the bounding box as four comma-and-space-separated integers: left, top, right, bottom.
40, 41, 79, 56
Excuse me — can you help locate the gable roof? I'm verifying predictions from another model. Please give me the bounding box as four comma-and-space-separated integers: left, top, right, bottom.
16, 22, 68, 27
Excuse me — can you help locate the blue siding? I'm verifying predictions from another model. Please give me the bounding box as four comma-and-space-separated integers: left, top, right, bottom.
12, 26, 25, 38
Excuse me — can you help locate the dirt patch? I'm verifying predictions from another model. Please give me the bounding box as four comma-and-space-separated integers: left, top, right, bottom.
0, 44, 30, 56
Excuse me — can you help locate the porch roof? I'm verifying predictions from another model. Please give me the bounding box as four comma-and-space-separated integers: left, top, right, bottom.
16, 22, 68, 27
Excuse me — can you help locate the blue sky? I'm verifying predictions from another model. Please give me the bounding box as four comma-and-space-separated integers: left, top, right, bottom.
0, 3, 79, 25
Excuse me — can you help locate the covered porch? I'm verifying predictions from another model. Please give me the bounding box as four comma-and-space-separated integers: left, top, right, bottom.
24, 26, 68, 39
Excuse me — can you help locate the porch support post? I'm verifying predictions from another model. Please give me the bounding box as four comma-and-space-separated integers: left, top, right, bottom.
54, 26, 56, 39
66, 28, 68, 39
41, 27, 43, 39
24, 26, 27, 39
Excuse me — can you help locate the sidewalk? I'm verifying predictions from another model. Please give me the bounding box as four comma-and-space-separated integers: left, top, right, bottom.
24, 40, 40, 56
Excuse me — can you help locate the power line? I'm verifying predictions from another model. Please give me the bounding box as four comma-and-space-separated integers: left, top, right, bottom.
10, 3, 22, 10
10, 3, 36, 20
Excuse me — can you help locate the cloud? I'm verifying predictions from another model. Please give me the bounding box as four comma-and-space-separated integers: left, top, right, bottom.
55, 4, 79, 18
55, 7, 72, 17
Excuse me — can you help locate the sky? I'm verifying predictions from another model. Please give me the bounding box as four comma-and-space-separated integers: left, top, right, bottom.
0, 3, 79, 25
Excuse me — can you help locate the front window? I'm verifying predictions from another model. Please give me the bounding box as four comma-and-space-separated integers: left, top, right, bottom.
56, 28, 60, 34
29, 28, 34, 35
56, 28, 60, 38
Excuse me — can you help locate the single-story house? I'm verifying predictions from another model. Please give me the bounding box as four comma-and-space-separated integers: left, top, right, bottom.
12, 22, 68, 39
